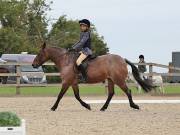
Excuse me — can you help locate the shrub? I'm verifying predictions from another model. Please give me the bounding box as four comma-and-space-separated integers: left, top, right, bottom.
0, 112, 21, 127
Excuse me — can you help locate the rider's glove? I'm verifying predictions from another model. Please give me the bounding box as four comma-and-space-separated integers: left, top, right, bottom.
67, 48, 75, 52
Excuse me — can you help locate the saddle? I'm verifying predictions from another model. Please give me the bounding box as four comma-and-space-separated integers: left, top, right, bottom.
69, 51, 97, 73
85, 54, 97, 62
80, 54, 97, 71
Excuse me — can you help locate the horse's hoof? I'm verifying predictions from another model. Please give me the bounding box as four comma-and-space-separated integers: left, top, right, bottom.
51, 107, 56, 111
131, 104, 140, 110
100, 108, 106, 112
86, 104, 91, 110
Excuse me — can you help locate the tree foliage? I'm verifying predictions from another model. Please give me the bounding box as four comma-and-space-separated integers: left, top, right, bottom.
0, 0, 50, 54
0, 0, 109, 56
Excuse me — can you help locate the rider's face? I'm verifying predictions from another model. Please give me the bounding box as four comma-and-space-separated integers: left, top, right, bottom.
80, 24, 89, 32
139, 58, 144, 62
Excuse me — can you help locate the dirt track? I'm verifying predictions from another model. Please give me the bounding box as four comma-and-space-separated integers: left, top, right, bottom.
0, 96, 180, 135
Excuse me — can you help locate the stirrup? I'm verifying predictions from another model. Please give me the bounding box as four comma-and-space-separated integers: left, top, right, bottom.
80, 77, 87, 83
80, 70, 88, 83
78, 64, 87, 83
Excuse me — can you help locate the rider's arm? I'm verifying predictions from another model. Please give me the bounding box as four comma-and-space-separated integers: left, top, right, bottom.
72, 32, 89, 51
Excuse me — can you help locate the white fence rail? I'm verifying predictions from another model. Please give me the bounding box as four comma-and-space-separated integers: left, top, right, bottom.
0, 62, 179, 94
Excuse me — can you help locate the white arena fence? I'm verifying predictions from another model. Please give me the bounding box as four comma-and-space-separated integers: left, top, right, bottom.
0, 62, 180, 94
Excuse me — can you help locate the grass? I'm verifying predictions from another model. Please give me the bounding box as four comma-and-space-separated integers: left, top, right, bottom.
0, 85, 179, 96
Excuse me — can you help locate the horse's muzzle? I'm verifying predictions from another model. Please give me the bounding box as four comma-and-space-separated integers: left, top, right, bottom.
32, 64, 39, 68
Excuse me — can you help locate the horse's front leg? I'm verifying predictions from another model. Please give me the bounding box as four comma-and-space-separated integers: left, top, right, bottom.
72, 84, 91, 110
51, 82, 70, 111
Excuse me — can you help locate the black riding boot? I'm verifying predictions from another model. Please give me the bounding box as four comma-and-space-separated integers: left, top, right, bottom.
78, 64, 87, 83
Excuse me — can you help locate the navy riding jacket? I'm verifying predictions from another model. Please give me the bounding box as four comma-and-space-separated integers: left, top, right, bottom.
73, 31, 92, 55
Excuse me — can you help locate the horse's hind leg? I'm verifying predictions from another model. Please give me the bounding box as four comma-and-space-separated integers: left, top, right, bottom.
100, 79, 114, 111
72, 84, 91, 110
117, 81, 139, 110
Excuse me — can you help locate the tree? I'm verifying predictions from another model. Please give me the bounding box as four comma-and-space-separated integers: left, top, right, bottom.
0, 1, 108, 56
0, 0, 51, 54
48, 16, 109, 55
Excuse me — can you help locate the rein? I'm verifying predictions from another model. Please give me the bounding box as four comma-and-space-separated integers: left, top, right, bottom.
57, 50, 79, 62
58, 50, 76, 57
58, 51, 68, 58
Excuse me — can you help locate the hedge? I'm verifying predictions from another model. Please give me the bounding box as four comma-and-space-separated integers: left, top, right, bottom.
0, 112, 21, 127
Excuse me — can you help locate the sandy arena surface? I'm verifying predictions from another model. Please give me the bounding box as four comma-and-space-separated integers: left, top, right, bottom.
0, 96, 180, 135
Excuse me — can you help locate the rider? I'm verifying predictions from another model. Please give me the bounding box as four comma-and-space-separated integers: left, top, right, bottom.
138, 55, 147, 74
71, 19, 92, 82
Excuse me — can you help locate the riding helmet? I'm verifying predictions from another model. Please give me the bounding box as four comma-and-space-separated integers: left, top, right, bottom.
79, 19, 91, 27
139, 55, 144, 59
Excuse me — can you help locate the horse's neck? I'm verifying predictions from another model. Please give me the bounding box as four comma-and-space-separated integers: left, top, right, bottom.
47, 47, 73, 69
47, 48, 64, 67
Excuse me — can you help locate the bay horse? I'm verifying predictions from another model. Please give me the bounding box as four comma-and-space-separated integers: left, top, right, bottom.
32, 43, 154, 111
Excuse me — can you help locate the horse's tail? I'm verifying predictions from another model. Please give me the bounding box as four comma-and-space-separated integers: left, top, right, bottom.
125, 59, 154, 92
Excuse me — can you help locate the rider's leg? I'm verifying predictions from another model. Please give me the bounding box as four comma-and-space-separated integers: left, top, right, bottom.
76, 52, 87, 66
76, 52, 88, 82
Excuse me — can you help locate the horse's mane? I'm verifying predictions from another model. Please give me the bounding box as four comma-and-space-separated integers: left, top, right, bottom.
51, 46, 66, 52
49, 46, 78, 62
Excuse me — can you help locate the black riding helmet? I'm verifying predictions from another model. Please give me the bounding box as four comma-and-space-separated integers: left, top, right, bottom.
79, 19, 90, 27
139, 55, 144, 59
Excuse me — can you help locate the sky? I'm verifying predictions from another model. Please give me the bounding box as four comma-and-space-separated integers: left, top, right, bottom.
46, 0, 180, 71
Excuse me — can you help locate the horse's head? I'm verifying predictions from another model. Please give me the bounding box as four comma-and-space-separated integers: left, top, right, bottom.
32, 42, 49, 68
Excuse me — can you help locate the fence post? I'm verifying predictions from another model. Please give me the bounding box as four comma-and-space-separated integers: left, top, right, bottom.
149, 64, 153, 80
16, 64, 21, 95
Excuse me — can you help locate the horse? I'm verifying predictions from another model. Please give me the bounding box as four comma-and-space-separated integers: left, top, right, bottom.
143, 75, 164, 94
128, 73, 164, 94
151, 75, 164, 93
32, 43, 154, 111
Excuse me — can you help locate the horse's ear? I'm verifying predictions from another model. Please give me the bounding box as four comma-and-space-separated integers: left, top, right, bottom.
41, 42, 46, 49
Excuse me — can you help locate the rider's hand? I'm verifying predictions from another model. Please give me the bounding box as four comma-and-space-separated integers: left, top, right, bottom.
67, 48, 74, 52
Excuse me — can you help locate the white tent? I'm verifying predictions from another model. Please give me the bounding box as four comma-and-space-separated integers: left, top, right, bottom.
0, 58, 7, 63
